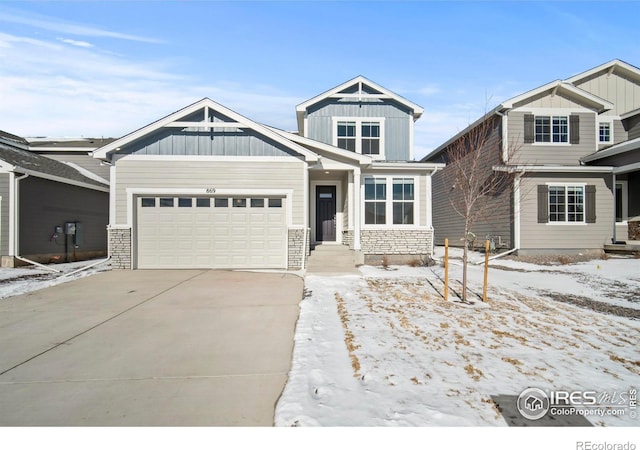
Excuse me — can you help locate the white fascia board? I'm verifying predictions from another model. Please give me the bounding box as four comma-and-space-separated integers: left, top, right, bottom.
614, 161, 640, 175
63, 162, 110, 185
13, 166, 110, 192
93, 97, 318, 162
502, 81, 613, 112
580, 136, 640, 163
565, 59, 640, 85
267, 126, 372, 165
29, 146, 95, 152
422, 108, 502, 162
296, 75, 424, 120
621, 107, 640, 120
370, 162, 445, 172
493, 164, 614, 174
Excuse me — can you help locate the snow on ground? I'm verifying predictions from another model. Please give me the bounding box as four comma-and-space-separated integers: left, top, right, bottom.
0, 259, 111, 300
276, 254, 640, 427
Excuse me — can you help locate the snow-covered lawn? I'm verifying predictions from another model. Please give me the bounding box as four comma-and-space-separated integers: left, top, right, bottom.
0, 259, 111, 300
276, 253, 639, 427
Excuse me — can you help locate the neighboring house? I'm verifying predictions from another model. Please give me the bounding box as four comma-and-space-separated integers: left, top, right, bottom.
0, 130, 110, 267
28, 137, 116, 182
93, 76, 443, 270
423, 60, 640, 255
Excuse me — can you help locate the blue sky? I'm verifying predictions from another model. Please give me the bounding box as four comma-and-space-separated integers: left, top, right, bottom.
1, 1, 639, 159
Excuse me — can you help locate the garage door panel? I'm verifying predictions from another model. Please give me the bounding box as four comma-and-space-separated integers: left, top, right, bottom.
137, 196, 286, 269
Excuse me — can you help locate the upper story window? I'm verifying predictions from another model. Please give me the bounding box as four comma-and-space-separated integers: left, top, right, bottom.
333, 117, 385, 159
535, 116, 568, 143
599, 121, 612, 143
337, 121, 356, 151
361, 122, 381, 155
524, 113, 580, 145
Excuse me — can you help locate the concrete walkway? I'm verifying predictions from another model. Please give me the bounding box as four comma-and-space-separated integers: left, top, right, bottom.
0, 270, 302, 426
306, 245, 361, 275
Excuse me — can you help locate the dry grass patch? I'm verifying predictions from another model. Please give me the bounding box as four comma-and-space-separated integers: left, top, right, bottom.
501, 357, 523, 366
335, 292, 361, 377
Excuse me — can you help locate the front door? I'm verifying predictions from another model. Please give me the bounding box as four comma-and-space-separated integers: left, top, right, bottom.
316, 186, 336, 242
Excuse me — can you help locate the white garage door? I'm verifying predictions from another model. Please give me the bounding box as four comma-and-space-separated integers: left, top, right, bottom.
136, 196, 287, 269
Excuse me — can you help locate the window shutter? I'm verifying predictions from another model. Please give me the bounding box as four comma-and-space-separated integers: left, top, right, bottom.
537, 185, 548, 223
586, 185, 596, 223
570, 115, 580, 144
524, 114, 534, 144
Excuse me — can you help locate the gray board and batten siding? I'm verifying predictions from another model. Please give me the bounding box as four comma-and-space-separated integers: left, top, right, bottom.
305, 99, 413, 161
117, 127, 304, 159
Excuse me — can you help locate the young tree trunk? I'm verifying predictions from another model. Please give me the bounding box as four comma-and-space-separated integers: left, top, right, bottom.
462, 223, 468, 302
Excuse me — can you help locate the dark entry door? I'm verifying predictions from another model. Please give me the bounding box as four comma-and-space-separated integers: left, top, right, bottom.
316, 186, 336, 242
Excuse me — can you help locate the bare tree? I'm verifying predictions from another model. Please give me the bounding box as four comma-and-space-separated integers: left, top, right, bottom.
442, 113, 518, 302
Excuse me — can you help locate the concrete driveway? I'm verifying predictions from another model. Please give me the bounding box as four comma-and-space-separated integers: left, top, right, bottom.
0, 270, 302, 426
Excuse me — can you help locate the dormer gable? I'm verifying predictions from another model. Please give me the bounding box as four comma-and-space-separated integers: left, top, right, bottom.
296, 76, 423, 162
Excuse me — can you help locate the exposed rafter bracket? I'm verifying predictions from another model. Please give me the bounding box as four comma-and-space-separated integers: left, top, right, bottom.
328, 93, 387, 100
607, 66, 615, 77
165, 121, 249, 128
551, 86, 558, 97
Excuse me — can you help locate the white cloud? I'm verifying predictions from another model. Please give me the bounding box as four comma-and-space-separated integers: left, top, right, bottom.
0, 9, 162, 43
58, 38, 93, 48
0, 31, 298, 138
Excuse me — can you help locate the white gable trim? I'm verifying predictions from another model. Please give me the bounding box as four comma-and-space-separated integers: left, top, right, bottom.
296, 75, 424, 119
501, 81, 613, 112
565, 59, 640, 85
267, 126, 373, 165
93, 98, 318, 162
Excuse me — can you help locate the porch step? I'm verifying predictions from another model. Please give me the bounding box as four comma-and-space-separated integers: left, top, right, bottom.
604, 241, 640, 254
306, 245, 361, 275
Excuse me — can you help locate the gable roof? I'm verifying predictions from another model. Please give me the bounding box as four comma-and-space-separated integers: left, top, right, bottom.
422, 62, 626, 162
295, 76, 424, 134
0, 130, 29, 149
501, 80, 614, 112
93, 97, 318, 162
565, 59, 640, 85
265, 126, 373, 165
0, 141, 108, 191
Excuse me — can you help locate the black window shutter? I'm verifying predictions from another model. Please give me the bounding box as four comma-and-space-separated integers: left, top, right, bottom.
586, 185, 596, 223
524, 114, 534, 144
537, 185, 548, 223
570, 115, 580, 144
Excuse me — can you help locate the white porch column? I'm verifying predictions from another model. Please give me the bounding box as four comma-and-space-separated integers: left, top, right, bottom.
353, 167, 361, 250
513, 173, 521, 249
425, 173, 433, 229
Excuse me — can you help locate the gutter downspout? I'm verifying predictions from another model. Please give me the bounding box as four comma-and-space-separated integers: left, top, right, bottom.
9, 173, 29, 259
58, 256, 111, 279
428, 166, 440, 257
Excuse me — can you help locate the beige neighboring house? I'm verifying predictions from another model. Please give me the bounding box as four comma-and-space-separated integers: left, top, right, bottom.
93, 77, 444, 270
423, 59, 640, 255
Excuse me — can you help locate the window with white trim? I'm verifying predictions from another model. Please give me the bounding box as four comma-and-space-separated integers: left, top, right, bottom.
536, 116, 568, 143
392, 178, 414, 224
364, 177, 386, 224
337, 121, 356, 152
549, 185, 584, 223
361, 122, 381, 155
364, 176, 416, 225
334, 117, 384, 158
599, 121, 612, 143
